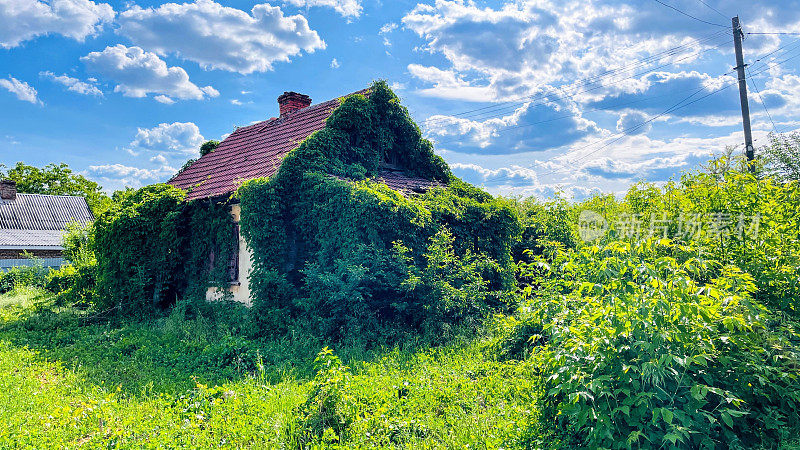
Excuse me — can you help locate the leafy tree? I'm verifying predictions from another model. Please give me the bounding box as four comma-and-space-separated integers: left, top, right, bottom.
761, 132, 800, 182
0, 162, 109, 214
200, 140, 220, 156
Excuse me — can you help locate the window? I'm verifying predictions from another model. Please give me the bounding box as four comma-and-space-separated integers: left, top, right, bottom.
208, 224, 240, 284
228, 224, 240, 283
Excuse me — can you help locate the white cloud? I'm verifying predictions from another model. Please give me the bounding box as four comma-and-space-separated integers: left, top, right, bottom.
128, 122, 205, 156
407, 64, 494, 101
118, 0, 325, 74
0, 77, 42, 105
616, 111, 650, 135
153, 95, 175, 104
426, 98, 600, 154
81, 45, 219, 103
330, 58, 340, 69
40, 71, 103, 96
285, 0, 361, 18
150, 154, 168, 165
451, 163, 538, 187
401, 1, 800, 103
0, 0, 114, 49
380, 22, 398, 46
88, 163, 177, 189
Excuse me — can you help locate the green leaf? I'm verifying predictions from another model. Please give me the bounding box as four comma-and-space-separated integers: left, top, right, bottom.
721, 412, 734, 428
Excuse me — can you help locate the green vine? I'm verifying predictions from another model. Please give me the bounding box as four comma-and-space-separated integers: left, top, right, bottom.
237, 81, 521, 337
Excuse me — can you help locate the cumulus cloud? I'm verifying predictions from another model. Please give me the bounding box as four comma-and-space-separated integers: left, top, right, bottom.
451, 163, 538, 187
401, 0, 800, 102
380, 22, 398, 46
128, 122, 205, 156
81, 45, 219, 103
284, 0, 361, 18
425, 97, 601, 154
40, 71, 103, 96
117, 0, 325, 74
589, 71, 745, 118
0, 77, 42, 105
0, 0, 114, 49
88, 163, 177, 189
330, 58, 340, 69
616, 111, 650, 135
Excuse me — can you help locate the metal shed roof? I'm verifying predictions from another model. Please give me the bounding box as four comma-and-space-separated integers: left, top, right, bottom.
0, 193, 93, 249
0, 193, 93, 230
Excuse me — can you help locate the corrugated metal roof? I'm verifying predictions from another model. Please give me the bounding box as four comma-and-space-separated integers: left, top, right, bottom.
0, 229, 66, 248
168, 89, 369, 200
0, 193, 93, 230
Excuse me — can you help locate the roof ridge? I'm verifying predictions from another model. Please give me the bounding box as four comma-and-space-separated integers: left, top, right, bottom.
15, 193, 89, 200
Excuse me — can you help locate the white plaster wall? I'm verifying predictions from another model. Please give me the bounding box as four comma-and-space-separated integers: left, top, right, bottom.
206, 204, 253, 306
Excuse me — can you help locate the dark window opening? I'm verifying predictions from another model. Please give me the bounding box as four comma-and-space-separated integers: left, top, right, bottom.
228, 224, 240, 283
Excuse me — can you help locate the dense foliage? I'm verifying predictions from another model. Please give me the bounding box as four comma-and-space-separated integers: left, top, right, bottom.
238, 81, 520, 340
93, 184, 237, 315
3, 91, 799, 448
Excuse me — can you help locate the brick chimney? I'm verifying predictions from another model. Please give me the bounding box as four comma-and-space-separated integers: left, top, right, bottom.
0, 179, 16, 201
277, 91, 311, 116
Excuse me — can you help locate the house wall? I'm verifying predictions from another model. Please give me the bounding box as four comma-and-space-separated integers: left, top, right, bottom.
0, 248, 63, 259
205, 204, 253, 306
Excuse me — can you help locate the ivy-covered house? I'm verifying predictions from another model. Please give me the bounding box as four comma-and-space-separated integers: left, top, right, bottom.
87, 82, 520, 334
168, 87, 454, 305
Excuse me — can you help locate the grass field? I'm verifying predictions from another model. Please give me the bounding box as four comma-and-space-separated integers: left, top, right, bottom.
0, 287, 542, 448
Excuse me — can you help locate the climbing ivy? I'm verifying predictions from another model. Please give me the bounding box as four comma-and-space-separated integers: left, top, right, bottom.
237, 81, 520, 338
94, 184, 236, 316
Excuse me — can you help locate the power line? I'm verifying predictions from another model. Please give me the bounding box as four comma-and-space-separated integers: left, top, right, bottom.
649, 0, 727, 27
747, 32, 800, 36
426, 33, 733, 126
745, 66, 780, 134
535, 53, 800, 179
695, 0, 728, 20
422, 30, 730, 125
484, 47, 800, 185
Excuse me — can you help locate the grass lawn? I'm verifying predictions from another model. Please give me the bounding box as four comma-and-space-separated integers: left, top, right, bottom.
0, 288, 541, 448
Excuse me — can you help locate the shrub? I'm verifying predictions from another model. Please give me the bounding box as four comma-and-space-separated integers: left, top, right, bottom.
0, 264, 48, 294
45, 264, 95, 305
515, 239, 800, 448
94, 184, 188, 314
292, 348, 355, 446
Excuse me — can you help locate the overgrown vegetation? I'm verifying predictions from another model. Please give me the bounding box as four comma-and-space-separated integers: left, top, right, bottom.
2, 88, 799, 448
238, 81, 519, 341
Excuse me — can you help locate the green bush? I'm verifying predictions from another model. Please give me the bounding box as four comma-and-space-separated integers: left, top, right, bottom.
0, 264, 48, 294
513, 239, 799, 448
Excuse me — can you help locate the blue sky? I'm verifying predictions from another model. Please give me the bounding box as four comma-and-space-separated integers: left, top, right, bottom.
2, 0, 800, 198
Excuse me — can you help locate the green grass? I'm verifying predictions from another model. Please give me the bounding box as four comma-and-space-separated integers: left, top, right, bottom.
0, 289, 541, 448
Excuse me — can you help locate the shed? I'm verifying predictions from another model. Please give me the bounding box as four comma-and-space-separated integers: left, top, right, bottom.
0, 180, 94, 270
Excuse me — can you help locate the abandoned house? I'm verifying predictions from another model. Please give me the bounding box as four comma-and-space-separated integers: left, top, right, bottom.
167, 89, 447, 305
0, 179, 94, 270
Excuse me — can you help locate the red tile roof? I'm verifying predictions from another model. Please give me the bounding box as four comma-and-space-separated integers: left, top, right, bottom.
373, 171, 445, 195
169, 91, 359, 200
168, 88, 445, 201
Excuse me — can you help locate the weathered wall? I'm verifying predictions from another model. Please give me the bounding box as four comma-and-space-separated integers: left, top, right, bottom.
0, 248, 63, 259
206, 204, 253, 306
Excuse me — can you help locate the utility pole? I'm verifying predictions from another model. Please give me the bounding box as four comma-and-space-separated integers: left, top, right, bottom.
732, 16, 755, 169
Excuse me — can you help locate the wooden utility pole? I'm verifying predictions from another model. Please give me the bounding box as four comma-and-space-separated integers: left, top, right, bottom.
732, 16, 755, 168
